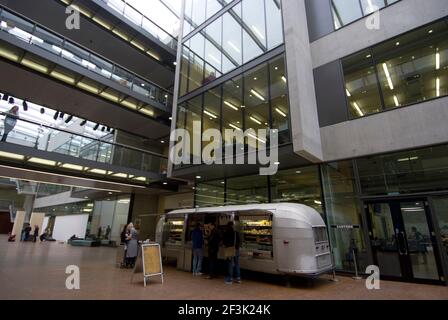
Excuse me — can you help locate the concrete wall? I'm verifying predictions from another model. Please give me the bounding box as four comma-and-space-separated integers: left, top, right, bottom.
282, 0, 323, 162
321, 97, 448, 161
311, 0, 448, 68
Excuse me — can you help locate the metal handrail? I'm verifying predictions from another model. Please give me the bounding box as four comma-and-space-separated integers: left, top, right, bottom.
96, 0, 178, 48
0, 111, 168, 160
0, 4, 173, 98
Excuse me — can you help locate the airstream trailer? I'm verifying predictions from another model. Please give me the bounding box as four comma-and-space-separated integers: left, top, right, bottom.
155, 203, 333, 277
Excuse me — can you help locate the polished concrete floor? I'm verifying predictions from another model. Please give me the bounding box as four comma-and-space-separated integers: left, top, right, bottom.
0, 236, 447, 300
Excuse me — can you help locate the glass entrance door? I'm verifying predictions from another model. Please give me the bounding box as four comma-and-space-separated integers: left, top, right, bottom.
366, 200, 444, 283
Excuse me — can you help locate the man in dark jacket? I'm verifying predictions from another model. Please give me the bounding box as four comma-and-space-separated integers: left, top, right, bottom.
223, 221, 241, 284
191, 223, 204, 276
206, 223, 220, 279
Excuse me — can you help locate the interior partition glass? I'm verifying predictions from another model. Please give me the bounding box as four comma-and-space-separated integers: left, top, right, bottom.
321, 161, 368, 272
342, 49, 383, 118
373, 20, 448, 109
226, 175, 269, 205
270, 166, 322, 213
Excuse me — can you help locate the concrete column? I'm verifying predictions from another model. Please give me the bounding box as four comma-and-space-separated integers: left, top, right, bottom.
282, 0, 323, 162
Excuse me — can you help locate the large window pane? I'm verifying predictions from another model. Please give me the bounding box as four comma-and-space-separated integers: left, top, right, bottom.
331, 0, 363, 29
342, 50, 383, 118
322, 161, 368, 272
226, 175, 269, 205
432, 197, 448, 259
196, 180, 225, 207
357, 144, 448, 196
374, 20, 448, 109
244, 63, 270, 150
204, 17, 223, 72
270, 166, 322, 213
222, 10, 243, 73
184, 96, 203, 164
269, 55, 290, 144
265, 0, 283, 50
222, 76, 244, 152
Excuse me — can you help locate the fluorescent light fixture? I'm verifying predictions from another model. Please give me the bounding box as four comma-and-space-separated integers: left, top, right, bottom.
248, 133, 266, 144
28, 158, 56, 166
100, 91, 119, 102
224, 101, 239, 111
250, 89, 265, 101
436, 77, 440, 97
204, 110, 217, 119
229, 123, 242, 131
382, 63, 394, 90
131, 40, 145, 51
0, 151, 24, 160
208, 54, 221, 65
92, 16, 112, 29
89, 168, 107, 175
314, 200, 322, 205
227, 41, 241, 53
121, 100, 137, 110
346, 89, 351, 97
146, 50, 160, 61
281, 76, 287, 83
118, 199, 130, 204
112, 28, 129, 41
21, 59, 48, 73
250, 116, 262, 125
82, 208, 93, 213
393, 95, 400, 107
196, 176, 202, 179
51, 71, 75, 84
353, 102, 364, 117
133, 176, 147, 182
61, 163, 84, 171
436, 52, 440, 70
140, 108, 154, 117
0, 47, 19, 61
77, 82, 99, 94
275, 108, 287, 118
112, 173, 128, 178
251, 25, 265, 40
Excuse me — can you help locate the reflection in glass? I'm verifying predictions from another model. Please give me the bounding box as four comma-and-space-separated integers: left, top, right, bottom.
322, 161, 368, 272
226, 175, 269, 205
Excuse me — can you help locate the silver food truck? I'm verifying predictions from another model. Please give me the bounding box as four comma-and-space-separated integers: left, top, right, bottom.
155, 203, 333, 277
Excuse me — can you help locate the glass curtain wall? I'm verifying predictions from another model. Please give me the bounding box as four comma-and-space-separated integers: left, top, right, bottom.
176, 54, 290, 165
342, 19, 448, 119
180, 0, 284, 97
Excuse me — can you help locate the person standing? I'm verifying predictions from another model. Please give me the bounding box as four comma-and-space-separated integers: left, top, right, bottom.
191, 223, 204, 276
125, 223, 138, 268
223, 221, 241, 284
33, 225, 39, 243
206, 223, 220, 279
1, 105, 19, 142
105, 225, 111, 240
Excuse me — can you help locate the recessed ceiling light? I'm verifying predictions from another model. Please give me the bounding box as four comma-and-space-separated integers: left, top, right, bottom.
428, 30, 433, 34
163, 182, 168, 185
396, 42, 400, 46
196, 176, 201, 179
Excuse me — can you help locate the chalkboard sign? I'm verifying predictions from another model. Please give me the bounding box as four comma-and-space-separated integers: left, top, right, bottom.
141, 243, 164, 287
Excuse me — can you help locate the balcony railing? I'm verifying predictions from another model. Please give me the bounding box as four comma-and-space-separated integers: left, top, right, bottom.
0, 112, 168, 179
98, 0, 178, 50
0, 6, 173, 109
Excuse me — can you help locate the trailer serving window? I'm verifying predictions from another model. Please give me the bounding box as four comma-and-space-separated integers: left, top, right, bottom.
238, 211, 273, 260
165, 217, 185, 245
313, 227, 329, 243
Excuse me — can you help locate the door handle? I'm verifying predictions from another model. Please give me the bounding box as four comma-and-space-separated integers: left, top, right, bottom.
400, 232, 408, 255
396, 233, 405, 255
